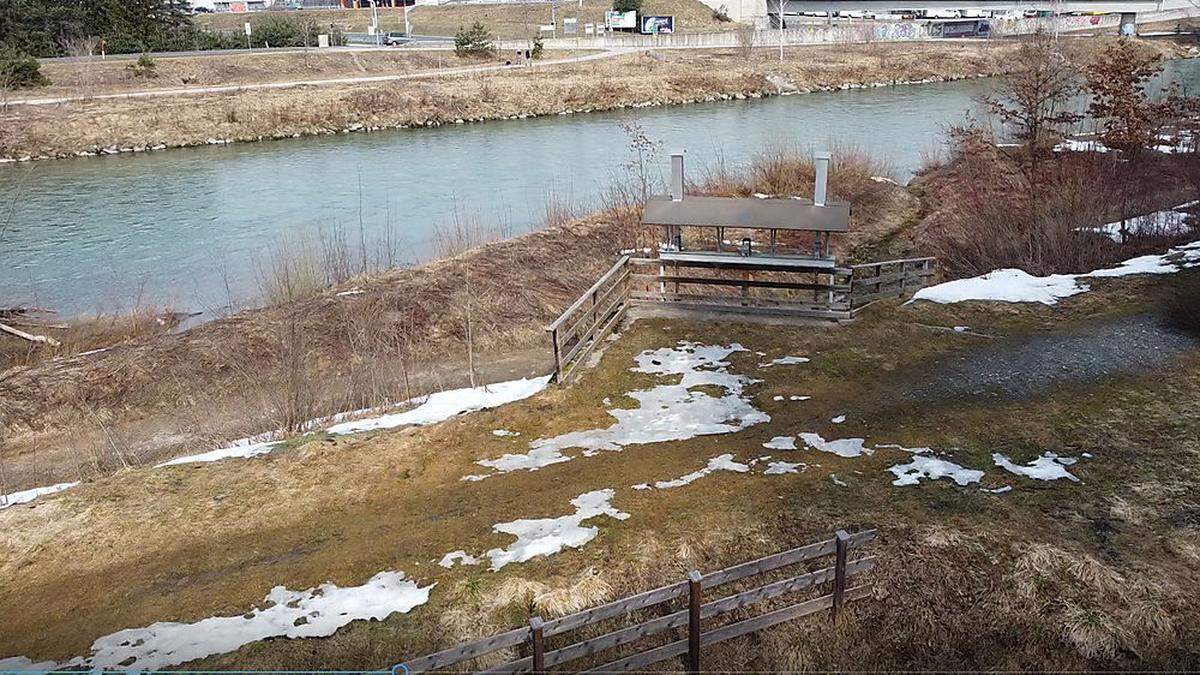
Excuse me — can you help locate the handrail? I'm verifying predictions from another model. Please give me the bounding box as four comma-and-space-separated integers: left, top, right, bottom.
546, 255, 630, 332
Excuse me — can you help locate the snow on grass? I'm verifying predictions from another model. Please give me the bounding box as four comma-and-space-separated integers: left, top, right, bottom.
888, 455, 984, 487
492, 429, 520, 437
0, 657, 58, 671
759, 355, 810, 367
1053, 138, 1111, 153
982, 485, 1013, 494
763, 436, 797, 450
764, 461, 804, 475
485, 489, 629, 571
470, 343, 768, 477
156, 438, 280, 468
993, 452, 1080, 482
790, 395, 810, 401
830, 474, 848, 486
910, 269, 1087, 305
831, 415, 846, 424
159, 375, 550, 467
799, 433, 872, 458
639, 454, 750, 490
1091, 201, 1196, 244
438, 550, 479, 568
9, 571, 433, 671
328, 376, 550, 434
0, 482, 79, 510
911, 241, 1200, 306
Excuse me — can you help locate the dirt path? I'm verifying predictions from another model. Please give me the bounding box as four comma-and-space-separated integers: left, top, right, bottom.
906, 313, 1197, 401
7, 49, 628, 107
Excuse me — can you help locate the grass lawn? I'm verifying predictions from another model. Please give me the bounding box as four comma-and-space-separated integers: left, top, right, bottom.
2, 265, 1197, 669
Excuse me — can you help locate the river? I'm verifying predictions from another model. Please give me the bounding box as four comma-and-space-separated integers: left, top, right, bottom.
2, 57, 1197, 318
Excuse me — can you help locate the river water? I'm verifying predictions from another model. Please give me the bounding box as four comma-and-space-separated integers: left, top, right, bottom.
2, 58, 1197, 317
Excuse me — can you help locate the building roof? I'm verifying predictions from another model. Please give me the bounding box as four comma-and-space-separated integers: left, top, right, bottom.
641, 195, 851, 233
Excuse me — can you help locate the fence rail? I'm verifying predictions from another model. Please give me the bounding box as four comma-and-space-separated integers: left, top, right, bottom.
404, 529, 877, 673
849, 257, 936, 313
546, 255, 632, 383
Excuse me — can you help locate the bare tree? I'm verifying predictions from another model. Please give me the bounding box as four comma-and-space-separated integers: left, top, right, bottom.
1084, 38, 1197, 155
736, 23, 757, 60
62, 36, 103, 93
983, 30, 1081, 189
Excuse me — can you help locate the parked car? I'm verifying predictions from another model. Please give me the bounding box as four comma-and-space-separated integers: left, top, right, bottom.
384, 32, 409, 45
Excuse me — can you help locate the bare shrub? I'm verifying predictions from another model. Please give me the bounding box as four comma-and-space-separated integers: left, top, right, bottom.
736, 23, 757, 60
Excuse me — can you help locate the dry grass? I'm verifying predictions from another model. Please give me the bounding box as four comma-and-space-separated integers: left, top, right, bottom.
1, 270, 1198, 669
0, 307, 183, 372
2, 41, 1028, 160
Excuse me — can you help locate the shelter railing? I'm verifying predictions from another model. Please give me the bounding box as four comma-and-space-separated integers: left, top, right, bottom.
848, 257, 937, 314
546, 255, 632, 383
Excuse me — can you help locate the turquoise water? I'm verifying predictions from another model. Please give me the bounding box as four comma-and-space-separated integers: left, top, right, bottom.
1, 57, 1196, 317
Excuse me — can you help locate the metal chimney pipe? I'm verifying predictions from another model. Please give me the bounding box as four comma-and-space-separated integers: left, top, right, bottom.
813, 151, 831, 208
671, 153, 685, 201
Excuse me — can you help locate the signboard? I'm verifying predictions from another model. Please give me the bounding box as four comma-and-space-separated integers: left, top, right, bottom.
640, 15, 674, 34
584, 22, 595, 34
563, 17, 577, 34
605, 10, 637, 29
244, 21, 252, 35
538, 23, 555, 33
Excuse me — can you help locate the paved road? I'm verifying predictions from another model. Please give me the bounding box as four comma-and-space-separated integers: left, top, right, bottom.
40, 39, 453, 64
10, 49, 629, 107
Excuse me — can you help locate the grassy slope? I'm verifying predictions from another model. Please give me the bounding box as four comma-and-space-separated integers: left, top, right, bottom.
1, 268, 1197, 669
195, 0, 733, 37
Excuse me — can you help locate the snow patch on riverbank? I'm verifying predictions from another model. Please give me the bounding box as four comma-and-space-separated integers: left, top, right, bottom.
485, 489, 629, 571
993, 452, 1080, 481
911, 241, 1200, 306
1, 571, 433, 671
471, 343, 768, 477
798, 433, 872, 458
636, 453, 750, 490
888, 455, 983, 486
0, 482, 79, 510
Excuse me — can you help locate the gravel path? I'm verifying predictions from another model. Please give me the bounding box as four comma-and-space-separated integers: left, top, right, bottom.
908, 313, 1198, 401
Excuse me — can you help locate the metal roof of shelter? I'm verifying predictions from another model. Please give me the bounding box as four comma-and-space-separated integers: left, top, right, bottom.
642, 195, 851, 233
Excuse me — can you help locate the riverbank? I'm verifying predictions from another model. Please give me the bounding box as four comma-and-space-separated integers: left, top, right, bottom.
1, 41, 1032, 162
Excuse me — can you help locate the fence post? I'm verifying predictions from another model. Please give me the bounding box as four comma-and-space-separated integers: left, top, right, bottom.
832, 530, 849, 622
550, 328, 562, 383
530, 616, 545, 672
687, 570, 703, 673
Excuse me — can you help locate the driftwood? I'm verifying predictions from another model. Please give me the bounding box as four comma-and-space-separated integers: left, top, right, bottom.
0, 322, 62, 347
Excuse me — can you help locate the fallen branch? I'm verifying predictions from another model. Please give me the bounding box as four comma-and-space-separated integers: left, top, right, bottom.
0, 322, 63, 347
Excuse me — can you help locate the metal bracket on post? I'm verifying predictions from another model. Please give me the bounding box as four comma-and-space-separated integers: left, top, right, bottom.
530, 616, 545, 672
832, 530, 849, 622
687, 570, 703, 673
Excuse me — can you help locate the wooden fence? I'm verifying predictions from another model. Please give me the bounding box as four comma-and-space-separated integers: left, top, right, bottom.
402, 529, 876, 673
546, 255, 936, 381
848, 257, 936, 315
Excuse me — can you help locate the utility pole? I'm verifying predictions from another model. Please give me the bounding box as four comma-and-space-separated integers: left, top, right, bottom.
778, 0, 784, 62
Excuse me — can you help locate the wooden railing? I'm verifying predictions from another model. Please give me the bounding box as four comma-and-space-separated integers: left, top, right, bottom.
402, 530, 877, 673
546, 256, 633, 383
849, 257, 937, 313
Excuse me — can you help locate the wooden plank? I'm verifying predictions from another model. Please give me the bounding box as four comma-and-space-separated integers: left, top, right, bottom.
851, 270, 933, 288
632, 290, 851, 311
704, 558, 874, 618
832, 530, 850, 621
554, 270, 630, 351
698, 585, 872, 648
645, 274, 851, 293
629, 297, 853, 321
851, 256, 935, 269
579, 636, 690, 674
561, 302, 627, 382
404, 626, 531, 672
705, 530, 874, 588
546, 256, 629, 332
688, 571, 702, 673
558, 288, 626, 371
630, 293, 853, 319
543, 580, 690, 638
658, 255, 852, 276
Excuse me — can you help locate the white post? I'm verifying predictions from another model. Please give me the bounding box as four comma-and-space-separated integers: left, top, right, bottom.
814, 151, 830, 207
671, 153, 685, 201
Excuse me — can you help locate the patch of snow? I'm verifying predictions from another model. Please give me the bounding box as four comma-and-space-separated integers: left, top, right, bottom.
1081, 452, 1093, 458
438, 550, 479, 568
953, 326, 969, 332
646, 453, 750, 490
888, 455, 984, 486
0, 482, 80, 510
632, 483, 651, 490
799, 433, 872, 458
993, 452, 1080, 482
759, 355, 810, 367
982, 485, 1013, 494
336, 289, 364, 297
492, 429, 520, 437
0, 657, 58, 671
471, 343, 768, 477
830, 474, 848, 487
69, 571, 431, 671
763, 436, 797, 450
790, 395, 811, 401
831, 415, 846, 424
1091, 201, 1194, 244
486, 489, 629, 571
910, 269, 1087, 306
329, 376, 550, 435
156, 438, 279, 468
764, 461, 803, 475
772, 395, 785, 401
1053, 138, 1111, 153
